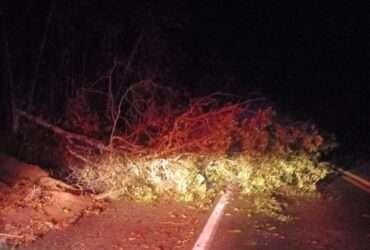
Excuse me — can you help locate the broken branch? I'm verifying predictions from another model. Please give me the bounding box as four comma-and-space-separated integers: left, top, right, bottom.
16, 109, 113, 152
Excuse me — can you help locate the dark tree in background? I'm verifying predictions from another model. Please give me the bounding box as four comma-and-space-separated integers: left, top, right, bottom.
1, 8, 14, 133
1, 1, 190, 111
0, 1, 368, 156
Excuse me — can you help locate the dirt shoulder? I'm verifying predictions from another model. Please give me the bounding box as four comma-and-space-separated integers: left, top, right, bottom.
0, 153, 103, 248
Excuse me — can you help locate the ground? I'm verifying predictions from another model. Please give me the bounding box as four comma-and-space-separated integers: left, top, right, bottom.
0, 154, 207, 250
212, 176, 370, 249
21, 200, 207, 250
0, 154, 103, 247
0, 154, 369, 250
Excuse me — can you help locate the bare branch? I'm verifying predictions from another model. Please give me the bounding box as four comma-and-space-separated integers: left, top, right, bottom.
16, 109, 113, 152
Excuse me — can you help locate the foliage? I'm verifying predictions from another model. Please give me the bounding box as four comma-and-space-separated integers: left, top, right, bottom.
71, 153, 329, 203
60, 81, 334, 219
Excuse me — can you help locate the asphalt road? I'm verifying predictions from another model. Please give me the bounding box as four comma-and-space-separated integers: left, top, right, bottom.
20, 200, 208, 250
16, 162, 370, 250
211, 175, 370, 250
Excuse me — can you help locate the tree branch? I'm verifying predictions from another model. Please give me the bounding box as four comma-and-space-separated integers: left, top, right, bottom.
16, 109, 113, 152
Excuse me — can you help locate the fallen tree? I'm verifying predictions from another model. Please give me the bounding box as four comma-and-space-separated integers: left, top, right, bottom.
15, 81, 335, 220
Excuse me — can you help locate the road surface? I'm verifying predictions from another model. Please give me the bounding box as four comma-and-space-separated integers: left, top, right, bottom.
211, 173, 370, 250
12, 161, 370, 250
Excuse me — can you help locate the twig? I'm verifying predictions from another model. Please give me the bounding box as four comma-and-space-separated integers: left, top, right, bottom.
65, 145, 100, 168
120, 31, 144, 91
108, 32, 144, 147
0, 233, 23, 239
159, 221, 188, 225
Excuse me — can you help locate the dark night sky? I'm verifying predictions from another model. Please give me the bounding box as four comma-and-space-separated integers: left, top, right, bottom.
185, 2, 369, 151
1, 1, 369, 153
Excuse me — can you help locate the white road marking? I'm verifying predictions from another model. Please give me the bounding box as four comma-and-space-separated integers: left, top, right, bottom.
192, 189, 232, 250
335, 166, 370, 194
342, 176, 370, 194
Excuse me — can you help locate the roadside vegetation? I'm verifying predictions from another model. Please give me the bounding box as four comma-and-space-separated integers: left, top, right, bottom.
14, 77, 336, 220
